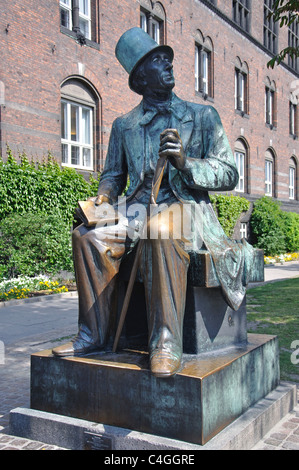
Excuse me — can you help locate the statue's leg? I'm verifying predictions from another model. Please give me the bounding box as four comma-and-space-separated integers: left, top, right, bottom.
141, 203, 190, 377
52, 222, 128, 356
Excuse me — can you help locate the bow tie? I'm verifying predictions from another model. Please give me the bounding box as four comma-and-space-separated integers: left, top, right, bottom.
140, 102, 173, 126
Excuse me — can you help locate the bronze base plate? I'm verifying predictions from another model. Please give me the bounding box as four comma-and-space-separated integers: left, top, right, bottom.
31, 333, 279, 445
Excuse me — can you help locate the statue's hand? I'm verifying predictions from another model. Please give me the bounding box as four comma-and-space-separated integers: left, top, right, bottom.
94, 194, 110, 206
159, 129, 186, 170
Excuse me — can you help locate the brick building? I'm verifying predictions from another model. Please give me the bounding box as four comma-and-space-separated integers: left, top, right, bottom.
0, 0, 299, 236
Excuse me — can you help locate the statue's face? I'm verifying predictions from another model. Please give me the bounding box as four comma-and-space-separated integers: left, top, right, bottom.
143, 50, 175, 92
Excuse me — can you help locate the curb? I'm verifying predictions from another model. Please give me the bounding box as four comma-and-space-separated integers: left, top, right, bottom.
0, 290, 78, 309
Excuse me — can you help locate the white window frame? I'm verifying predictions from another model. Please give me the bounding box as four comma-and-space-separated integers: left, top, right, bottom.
235, 70, 246, 112
289, 165, 295, 200
140, 11, 147, 33
195, 45, 210, 95
265, 87, 274, 125
60, 0, 91, 40
140, 11, 161, 44
79, 0, 91, 40
61, 99, 94, 171
265, 159, 273, 196
151, 18, 160, 44
60, 0, 72, 30
234, 150, 245, 192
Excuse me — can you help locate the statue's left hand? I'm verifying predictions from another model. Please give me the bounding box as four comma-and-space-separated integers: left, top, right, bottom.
159, 129, 186, 170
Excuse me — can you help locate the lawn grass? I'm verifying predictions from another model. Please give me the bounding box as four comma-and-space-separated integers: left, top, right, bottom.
247, 278, 299, 383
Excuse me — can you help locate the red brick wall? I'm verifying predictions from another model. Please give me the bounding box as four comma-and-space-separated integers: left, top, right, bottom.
0, 0, 298, 212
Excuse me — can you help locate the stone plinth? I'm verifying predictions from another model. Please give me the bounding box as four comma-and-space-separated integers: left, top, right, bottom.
31, 333, 279, 445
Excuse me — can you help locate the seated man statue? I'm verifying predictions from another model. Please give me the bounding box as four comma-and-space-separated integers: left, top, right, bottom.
53, 27, 253, 378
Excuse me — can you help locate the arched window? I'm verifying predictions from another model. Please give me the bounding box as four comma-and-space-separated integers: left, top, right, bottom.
265, 77, 277, 128
235, 58, 249, 115
195, 30, 214, 99
289, 157, 297, 200
140, 1, 166, 45
265, 148, 275, 196
234, 138, 248, 193
61, 78, 100, 171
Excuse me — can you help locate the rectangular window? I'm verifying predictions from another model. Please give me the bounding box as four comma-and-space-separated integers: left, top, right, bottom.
233, 0, 251, 32
290, 102, 298, 137
140, 10, 163, 44
79, 0, 91, 40
195, 45, 211, 97
289, 166, 295, 200
288, 18, 299, 72
60, 0, 92, 41
234, 151, 245, 192
265, 159, 273, 196
61, 100, 93, 170
263, 0, 278, 54
265, 87, 274, 126
60, 0, 72, 29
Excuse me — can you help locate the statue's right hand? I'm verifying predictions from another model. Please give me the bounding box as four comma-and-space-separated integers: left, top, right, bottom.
94, 194, 110, 206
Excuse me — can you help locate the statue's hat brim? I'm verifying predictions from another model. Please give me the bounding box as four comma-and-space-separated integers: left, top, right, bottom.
115, 27, 174, 93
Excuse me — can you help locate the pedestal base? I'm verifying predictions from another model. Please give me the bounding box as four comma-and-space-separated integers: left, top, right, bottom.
30, 333, 279, 445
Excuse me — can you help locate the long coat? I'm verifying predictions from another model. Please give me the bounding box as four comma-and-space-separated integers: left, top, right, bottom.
98, 93, 253, 311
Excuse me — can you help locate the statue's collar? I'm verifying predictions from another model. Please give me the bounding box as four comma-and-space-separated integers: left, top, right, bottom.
140, 93, 187, 126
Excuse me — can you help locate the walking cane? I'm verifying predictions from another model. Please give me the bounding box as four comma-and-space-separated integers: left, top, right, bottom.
112, 155, 168, 352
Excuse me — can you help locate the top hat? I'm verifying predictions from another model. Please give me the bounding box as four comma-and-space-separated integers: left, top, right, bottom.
115, 27, 174, 94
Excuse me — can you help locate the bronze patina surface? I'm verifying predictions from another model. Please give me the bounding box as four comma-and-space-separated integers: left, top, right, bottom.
32, 334, 279, 445
52, 27, 256, 379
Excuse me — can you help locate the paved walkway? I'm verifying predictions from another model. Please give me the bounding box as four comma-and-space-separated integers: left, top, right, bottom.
0, 263, 298, 450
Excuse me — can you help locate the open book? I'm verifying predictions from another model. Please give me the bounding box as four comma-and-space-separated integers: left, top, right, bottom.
77, 198, 119, 227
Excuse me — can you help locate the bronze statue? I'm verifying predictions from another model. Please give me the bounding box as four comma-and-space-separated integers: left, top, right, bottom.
53, 28, 253, 378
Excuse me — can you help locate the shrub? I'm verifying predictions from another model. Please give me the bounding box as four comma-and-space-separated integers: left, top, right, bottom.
0, 148, 99, 224
282, 211, 299, 253
0, 211, 73, 278
210, 193, 250, 237
250, 196, 286, 256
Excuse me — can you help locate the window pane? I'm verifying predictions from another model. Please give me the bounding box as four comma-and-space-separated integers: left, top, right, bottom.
79, 18, 90, 38
60, 8, 70, 28
140, 12, 147, 32
71, 105, 78, 142
195, 46, 199, 91
202, 50, 209, 94
79, 0, 88, 16
71, 146, 80, 165
81, 108, 91, 144
289, 167, 295, 199
61, 102, 68, 139
61, 144, 68, 164
83, 148, 91, 167
151, 19, 160, 44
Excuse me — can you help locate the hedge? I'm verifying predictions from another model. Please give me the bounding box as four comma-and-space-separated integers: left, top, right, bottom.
250, 196, 299, 256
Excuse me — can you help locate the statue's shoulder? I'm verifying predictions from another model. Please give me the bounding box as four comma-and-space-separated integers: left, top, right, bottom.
173, 93, 215, 118
113, 102, 143, 129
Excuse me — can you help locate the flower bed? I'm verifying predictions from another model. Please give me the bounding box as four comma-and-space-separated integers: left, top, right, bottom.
0, 275, 71, 302
264, 252, 299, 265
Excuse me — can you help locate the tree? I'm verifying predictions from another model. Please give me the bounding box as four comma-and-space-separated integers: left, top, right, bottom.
267, 0, 299, 69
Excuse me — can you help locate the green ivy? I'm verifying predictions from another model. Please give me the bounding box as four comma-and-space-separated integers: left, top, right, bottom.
0, 147, 99, 224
